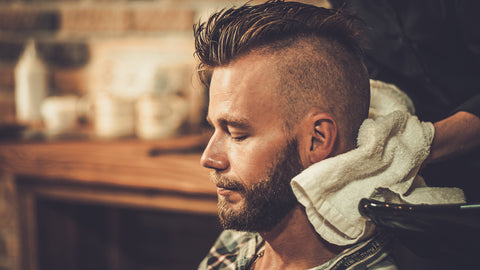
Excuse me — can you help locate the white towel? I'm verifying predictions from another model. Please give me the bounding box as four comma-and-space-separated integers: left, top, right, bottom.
291, 80, 466, 246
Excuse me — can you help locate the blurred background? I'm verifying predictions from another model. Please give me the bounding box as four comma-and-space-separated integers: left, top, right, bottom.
0, 1, 329, 270
0, 0, 329, 140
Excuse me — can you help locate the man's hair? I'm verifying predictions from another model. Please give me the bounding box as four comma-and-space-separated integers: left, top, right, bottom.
194, 0, 370, 148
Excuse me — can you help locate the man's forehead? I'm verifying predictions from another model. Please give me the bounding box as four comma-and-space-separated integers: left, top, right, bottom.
207, 55, 284, 127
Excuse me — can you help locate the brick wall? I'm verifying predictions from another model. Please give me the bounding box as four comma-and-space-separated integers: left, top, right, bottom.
0, 0, 330, 137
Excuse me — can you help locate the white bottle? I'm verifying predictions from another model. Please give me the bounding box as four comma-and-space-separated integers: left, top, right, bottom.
14, 40, 48, 124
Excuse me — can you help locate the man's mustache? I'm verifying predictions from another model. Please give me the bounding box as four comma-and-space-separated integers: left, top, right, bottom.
210, 171, 246, 193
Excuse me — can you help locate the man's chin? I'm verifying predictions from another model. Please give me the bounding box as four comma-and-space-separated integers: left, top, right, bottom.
218, 195, 244, 214
217, 196, 297, 232
217, 199, 251, 231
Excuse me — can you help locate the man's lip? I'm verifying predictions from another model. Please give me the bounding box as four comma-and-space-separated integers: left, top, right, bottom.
216, 187, 238, 195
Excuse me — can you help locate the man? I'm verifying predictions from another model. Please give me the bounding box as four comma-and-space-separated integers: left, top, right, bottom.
194, 1, 397, 269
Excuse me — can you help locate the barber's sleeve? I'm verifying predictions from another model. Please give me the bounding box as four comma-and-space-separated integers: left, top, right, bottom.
454, 94, 480, 118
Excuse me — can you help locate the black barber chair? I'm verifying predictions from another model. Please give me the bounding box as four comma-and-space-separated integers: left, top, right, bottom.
359, 198, 480, 269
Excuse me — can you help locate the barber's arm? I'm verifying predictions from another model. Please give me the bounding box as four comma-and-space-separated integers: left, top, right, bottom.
426, 111, 480, 164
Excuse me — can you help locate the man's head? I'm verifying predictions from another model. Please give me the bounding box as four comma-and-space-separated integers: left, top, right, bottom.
195, 0, 370, 232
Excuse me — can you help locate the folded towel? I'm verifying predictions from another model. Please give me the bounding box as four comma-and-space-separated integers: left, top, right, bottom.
291, 80, 466, 246
368, 79, 415, 118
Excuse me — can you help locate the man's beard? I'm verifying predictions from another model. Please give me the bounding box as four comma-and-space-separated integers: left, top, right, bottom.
212, 139, 304, 232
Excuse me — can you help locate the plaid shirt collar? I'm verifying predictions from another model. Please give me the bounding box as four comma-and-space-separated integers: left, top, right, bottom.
199, 230, 394, 270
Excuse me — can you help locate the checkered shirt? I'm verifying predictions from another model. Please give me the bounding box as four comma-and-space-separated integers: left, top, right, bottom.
198, 230, 397, 270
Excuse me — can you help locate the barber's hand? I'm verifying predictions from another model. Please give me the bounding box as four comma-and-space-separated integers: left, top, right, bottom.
425, 111, 480, 164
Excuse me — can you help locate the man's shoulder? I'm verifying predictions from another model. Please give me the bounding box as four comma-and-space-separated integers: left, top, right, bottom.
198, 230, 263, 270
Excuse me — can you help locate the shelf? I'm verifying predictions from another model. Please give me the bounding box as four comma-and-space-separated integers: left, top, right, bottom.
0, 133, 215, 196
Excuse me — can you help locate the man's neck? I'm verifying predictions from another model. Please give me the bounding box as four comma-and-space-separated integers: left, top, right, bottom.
254, 205, 345, 270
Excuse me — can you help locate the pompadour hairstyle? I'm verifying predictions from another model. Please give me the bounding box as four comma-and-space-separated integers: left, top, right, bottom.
194, 0, 370, 147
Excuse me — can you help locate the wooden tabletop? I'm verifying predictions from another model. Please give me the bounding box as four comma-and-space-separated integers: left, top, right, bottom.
0, 132, 217, 213
0, 134, 216, 213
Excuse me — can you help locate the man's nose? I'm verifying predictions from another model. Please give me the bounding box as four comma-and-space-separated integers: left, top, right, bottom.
200, 133, 229, 171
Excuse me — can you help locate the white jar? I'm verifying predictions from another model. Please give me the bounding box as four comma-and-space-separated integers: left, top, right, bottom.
136, 94, 189, 140
94, 92, 135, 139
40, 95, 79, 136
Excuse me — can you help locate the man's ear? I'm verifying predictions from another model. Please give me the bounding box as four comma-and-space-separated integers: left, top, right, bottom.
308, 113, 337, 164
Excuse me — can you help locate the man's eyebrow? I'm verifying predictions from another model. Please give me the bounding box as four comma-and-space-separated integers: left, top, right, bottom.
206, 115, 252, 129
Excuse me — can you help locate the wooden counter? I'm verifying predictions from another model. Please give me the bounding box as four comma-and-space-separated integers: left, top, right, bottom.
0, 133, 218, 270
